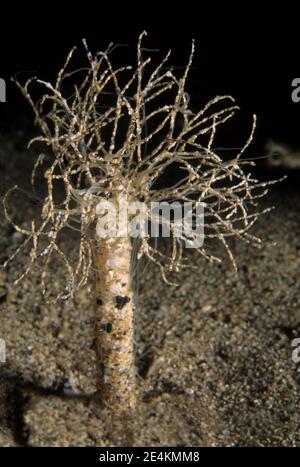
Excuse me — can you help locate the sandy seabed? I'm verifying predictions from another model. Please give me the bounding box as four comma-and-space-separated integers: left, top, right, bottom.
0, 134, 299, 446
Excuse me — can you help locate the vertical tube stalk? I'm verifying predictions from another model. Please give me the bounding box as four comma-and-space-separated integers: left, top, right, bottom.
95, 234, 136, 414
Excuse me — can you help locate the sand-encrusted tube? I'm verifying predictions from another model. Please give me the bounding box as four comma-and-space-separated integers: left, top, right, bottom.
95, 233, 136, 413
